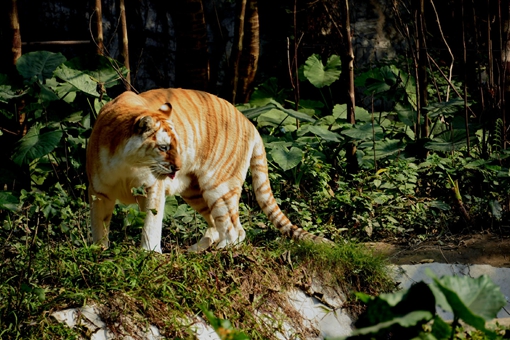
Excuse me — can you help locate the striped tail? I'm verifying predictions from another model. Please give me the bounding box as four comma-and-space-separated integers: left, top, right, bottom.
250, 136, 332, 244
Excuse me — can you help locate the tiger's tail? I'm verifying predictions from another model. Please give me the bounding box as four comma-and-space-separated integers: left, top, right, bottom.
249, 135, 332, 244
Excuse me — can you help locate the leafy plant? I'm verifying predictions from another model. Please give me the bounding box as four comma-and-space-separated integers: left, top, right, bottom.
0, 50, 127, 193
346, 271, 507, 339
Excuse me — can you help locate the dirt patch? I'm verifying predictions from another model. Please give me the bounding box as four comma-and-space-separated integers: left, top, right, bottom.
366, 233, 510, 268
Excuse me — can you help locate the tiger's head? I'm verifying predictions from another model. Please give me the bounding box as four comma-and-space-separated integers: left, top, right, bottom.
131, 103, 181, 179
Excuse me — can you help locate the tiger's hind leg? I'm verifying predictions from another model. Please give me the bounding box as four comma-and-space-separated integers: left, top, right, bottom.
181, 185, 220, 252
203, 186, 246, 249
182, 178, 246, 252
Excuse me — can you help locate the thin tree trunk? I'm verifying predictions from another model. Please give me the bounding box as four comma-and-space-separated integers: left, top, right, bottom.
501, 1, 510, 146
461, 0, 470, 155
119, 0, 131, 89
9, 0, 21, 65
341, 0, 358, 174
95, 0, 104, 55
416, 0, 429, 139
228, 0, 248, 104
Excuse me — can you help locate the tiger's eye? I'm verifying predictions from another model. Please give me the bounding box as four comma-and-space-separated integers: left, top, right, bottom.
158, 145, 170, 152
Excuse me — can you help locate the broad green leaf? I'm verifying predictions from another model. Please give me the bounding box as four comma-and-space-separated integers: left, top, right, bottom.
356, 65, 397, 94
335, 105, 371, 122
0, 191, 19, 212
351, 311, 433, 336
489, 200, 502, 220
355, 106, 373, 122
0, 84, 22, 103
425, 130, 477, 152
0, 73, 22, 103
303, 54, 341, 88
464, 159, 489, 169
396, 104, 418, 127
270, 146, 303, 171
242, 100, 315, 123
271, 100, 315, 122
66, 55, 127, 88
332, 104, 347, 118
240, 104, 276, 120
297, 125, 341, 142
280, 106, 316, 122
16, 51, 66, 82
54, 64, 99, 97
342, 123, 384, 141
264, 140, 293, 149
47, 77, 79, 102
37, 83, 60, 103
429, 200, 451, 211
429, 273, 506, 335
355, 282, 435, 332
12, 126, 63, 165
372, 140, 405, 159
400, 69, 417, 109
426, 98, 465, 119
256, 109, 294, 128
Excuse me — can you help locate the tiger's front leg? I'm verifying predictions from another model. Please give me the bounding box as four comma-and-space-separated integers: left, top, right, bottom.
89, 188, 116, 249
137, 180, 166, 253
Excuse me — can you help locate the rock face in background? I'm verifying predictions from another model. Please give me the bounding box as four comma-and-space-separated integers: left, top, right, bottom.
0, 0, 407, 95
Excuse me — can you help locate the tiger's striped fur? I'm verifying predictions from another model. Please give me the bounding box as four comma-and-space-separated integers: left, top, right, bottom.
87, 88, 328, 252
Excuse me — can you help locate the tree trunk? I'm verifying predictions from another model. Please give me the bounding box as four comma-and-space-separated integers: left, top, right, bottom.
341, 0, 358, 174
171, 0, 210, 91
502, 2, 510, 146
235, 0, 259, 104
9, 0, 21, 65
416, 0, 429, 139
461, 0, 470, 155
94, 0, 104, 55
228, 0, 247, 104
119, 0, 131, 89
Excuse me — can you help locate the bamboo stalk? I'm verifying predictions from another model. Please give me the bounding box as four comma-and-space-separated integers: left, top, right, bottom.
119, 0, 131, 89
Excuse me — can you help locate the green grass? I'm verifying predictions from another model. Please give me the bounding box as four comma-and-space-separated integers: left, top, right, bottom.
0, 233, 394, 339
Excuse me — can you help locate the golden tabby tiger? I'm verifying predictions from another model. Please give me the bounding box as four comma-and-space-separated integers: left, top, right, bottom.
86, 88, 328, 252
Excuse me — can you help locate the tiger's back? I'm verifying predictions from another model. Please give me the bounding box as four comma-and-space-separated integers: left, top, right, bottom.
87, 88, 328, 252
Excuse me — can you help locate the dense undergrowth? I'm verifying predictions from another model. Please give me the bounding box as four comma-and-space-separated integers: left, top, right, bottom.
1, 50, 510, 338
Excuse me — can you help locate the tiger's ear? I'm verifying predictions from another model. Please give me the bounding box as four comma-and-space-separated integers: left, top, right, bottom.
159, 103, 172, 116
134, 116, 155, 135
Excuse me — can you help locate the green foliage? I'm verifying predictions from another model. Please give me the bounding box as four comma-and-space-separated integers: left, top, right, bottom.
303, 54, 342, 88
344, 272, 506, 339
12, 125, 63, 166
0, 50, 127, 194
241, 54, 510, 241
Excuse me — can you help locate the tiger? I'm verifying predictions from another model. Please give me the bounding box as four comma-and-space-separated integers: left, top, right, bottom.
86, 88, 330, 253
